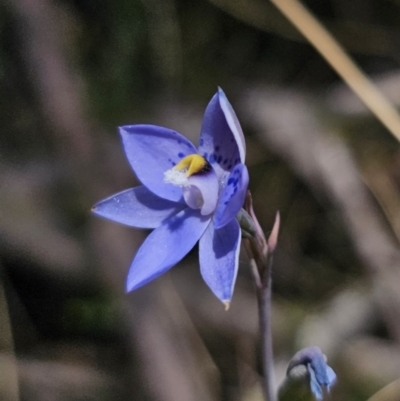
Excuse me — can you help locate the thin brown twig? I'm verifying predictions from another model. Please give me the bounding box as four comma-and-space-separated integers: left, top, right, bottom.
208, 0, 396, 57
269, 0, 400, 143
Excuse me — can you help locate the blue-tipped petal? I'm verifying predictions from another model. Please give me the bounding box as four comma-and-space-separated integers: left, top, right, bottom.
218, 87, 246, 163
199, 90, 244, 178
199, 218, 241, 303
308, 366, 323, 400
126, 208, 211, 292
92, 186, 186, 229
214, 163, 249, 229
309, 350, 331, 387
326, 367, 337, 391
120, 125, 197, 202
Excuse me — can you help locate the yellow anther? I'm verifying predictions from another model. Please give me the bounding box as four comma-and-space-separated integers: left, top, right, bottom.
174, 154, 209, 177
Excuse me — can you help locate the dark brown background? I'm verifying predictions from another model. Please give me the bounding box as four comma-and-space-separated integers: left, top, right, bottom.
1, 0, 400, 400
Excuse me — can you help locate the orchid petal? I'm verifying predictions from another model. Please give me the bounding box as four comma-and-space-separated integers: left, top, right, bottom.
126, 208, 211, 292
199, 218, 241, 303
326, 367, 337, 390
199, 90, 244, 178
308, 366, 323, 400
92, 186, 185, 229
218, 87, 246, 163
310, 352, 331, 387
214, 163, 249, 229
120, 125, 197, 202
186, 168, 219, 215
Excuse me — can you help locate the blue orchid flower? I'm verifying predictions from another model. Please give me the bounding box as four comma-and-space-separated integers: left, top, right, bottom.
279, 346, 337, 401
92, 88, 248, 306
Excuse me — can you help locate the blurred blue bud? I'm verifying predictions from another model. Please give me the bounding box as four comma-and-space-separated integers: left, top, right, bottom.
278, 346, 336, 401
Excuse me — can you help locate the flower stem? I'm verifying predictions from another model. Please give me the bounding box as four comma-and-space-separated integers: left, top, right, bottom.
257, 254, 275, 401
242, 192, 279, 401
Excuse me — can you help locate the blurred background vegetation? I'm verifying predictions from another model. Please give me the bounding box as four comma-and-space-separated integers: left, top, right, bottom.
1, 0, 400, 400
